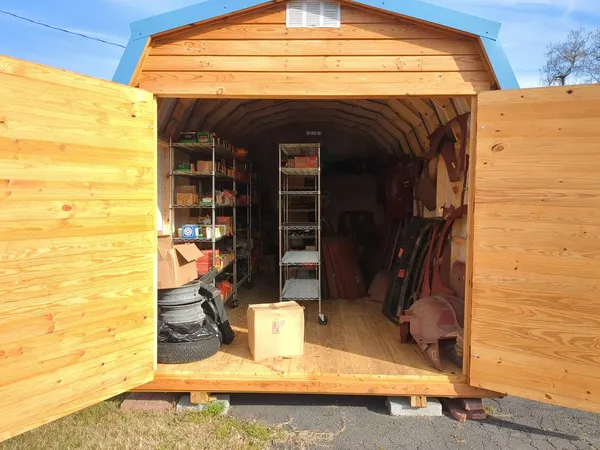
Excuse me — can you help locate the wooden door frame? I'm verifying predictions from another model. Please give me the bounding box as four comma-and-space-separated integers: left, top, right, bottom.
463, 95, 478, 378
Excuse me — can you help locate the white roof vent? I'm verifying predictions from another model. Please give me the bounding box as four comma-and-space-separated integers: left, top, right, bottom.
286, 1, 341, 28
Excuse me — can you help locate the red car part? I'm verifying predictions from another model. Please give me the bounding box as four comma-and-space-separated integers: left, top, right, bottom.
399, 294, 465, 371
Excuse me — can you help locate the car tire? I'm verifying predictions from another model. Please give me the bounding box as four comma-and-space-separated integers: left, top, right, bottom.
158, 282, 203, 306
159, 301, 206, 325
157, 334, 221, 364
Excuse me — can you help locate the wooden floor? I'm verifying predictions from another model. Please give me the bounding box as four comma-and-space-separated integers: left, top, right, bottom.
140, 282, 497, 397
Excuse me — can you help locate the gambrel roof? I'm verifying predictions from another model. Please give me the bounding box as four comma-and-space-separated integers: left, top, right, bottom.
113, 0, 518, 89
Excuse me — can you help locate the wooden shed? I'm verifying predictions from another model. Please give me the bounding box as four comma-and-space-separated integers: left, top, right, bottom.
2, 0, 600, 441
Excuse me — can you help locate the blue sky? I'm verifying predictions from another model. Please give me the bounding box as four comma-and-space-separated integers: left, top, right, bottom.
0, 0, 599, 87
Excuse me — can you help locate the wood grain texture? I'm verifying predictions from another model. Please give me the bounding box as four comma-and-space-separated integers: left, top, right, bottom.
157, 139, 170, 234
0, 56, 157, 441
163, 22, 457, 41
137, 284, 498, 398
138, 71, 490, 97
150, 38, 480, 57
144, 55, 486, 73
470, 84, 600, 413
463, 100, 477, 376
143, 2, 493, 104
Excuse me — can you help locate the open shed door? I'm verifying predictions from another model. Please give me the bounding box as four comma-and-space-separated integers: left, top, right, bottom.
0, 56, 157, 440
469, 84, 600, 412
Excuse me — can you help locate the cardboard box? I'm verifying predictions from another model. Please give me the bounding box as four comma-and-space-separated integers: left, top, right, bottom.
181, 224, 200, 239
216, 216, 233, 226
195, 161, 214, 173
177, 185, 198, 205
247, 301, 305, 361
177, 193, 197, 205
294, 156, 318, 168
179, 132, 197, 143
197, 132, 214, 143
158, 236, 203, 289
196, 249, 220, 274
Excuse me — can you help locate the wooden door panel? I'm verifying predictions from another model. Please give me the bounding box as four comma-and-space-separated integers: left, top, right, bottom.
0, 56, 157, 441
470, 85, 600, 412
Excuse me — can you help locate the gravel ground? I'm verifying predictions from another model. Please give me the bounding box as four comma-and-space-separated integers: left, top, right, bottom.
229, 394, 600, 449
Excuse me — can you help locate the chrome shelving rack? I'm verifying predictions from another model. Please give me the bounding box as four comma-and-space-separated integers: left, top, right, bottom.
168, 138, 239, 303
235, 161, 252, 291
278, 143, 327, 325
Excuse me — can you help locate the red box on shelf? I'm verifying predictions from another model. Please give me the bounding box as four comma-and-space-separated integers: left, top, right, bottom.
237, 195, 249, 206
216, 216, 233, 226
294, 156, 318, 168
217, 280, 233, 301
196, 250, 220, 275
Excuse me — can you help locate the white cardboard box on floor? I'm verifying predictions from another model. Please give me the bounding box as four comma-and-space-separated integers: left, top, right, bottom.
247, 301, 305, 361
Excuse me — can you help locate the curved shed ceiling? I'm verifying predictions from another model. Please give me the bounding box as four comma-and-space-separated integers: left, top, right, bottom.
158, 97, 470, 157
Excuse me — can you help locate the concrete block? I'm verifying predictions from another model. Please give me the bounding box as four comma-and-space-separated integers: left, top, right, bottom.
177, 394, 230, 415
386, 397, 442, 417
121, 392, 179, 412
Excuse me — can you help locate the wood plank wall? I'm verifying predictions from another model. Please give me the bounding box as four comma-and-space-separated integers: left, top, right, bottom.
0, 57, 157, 440
139, 3, 493, 97
470, 85, 600, 412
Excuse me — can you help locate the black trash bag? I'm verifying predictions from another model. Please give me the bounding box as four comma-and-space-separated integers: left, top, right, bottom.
199, 283, 236, 345
158, 317, 221, 344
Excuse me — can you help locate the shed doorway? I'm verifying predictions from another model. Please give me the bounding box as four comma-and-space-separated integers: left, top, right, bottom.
148, 96, 484, 398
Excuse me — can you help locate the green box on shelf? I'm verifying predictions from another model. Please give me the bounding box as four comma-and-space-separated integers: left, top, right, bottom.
175, 161, 191, 172
179, 132, 197, 143
197, 132, 214, 143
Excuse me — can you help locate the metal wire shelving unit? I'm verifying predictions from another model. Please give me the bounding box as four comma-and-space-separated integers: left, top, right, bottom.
235, 161, 253, 291
278, 143, 327, 325
169, 138, 240, 303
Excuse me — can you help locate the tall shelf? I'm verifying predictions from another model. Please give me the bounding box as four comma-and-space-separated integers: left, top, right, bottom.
278, 143, 327, 325
169, 139, 249, 304
235, 161, 253, 291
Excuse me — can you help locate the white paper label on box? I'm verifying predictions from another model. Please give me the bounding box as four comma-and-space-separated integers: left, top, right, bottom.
272, 320, 285, 334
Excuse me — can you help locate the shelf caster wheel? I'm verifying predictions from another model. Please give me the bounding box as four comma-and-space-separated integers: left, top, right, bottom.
247, 280, 255, 289
318, 314, 328, 326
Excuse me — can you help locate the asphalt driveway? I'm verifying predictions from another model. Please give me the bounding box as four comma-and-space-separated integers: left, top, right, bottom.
229, 394, 600, 449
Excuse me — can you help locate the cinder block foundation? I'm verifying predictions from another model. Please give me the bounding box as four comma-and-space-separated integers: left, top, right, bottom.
386, 397, 442, 417
177, 394, 231, 415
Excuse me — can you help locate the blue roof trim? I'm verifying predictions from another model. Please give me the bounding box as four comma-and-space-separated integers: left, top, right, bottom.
112, 35, 147, 84
130, 0, 271, 40
481, 37, 519, 90
129, 0, 501, 41
355, 0, 500, 40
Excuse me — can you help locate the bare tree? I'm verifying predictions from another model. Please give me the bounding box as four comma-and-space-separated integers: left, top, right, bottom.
586, 29, 600, 83
541, 28, 589, 86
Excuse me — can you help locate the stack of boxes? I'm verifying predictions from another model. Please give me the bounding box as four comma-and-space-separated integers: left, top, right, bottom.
285, 156, 318, 169
196, 249, 235, 275
216, 216, 234, 236
179, 131, 236, 154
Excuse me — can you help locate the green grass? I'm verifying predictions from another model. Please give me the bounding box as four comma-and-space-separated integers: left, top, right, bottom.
0, 396, 324, 450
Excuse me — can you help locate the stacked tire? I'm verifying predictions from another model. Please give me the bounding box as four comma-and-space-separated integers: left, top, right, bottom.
157, 282, 221, 364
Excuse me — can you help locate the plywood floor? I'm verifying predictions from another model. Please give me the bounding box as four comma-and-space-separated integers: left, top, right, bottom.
141, 281, 495, 397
